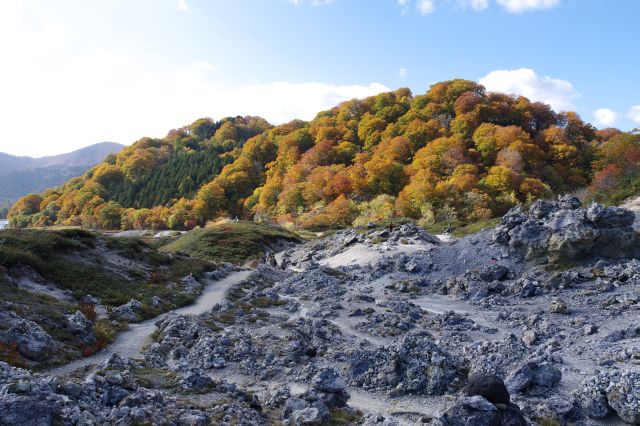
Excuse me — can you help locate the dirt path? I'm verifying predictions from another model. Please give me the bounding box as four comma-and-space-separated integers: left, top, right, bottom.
48, 270, 253, 376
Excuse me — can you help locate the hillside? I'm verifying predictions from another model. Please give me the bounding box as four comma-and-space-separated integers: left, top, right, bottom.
0, 166, 88, 205
0, 228, 215, 368
160, 221, 301, 264
8, 80, 640, 230
0, 142, 125, 206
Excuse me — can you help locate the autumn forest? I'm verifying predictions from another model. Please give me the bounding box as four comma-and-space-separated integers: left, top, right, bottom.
8, 79, 640, 231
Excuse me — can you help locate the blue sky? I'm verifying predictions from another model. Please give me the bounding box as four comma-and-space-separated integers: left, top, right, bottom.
1, 0, 638, 156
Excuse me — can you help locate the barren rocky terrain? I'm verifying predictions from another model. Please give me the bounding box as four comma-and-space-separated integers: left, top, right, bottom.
1, 196, 639, 425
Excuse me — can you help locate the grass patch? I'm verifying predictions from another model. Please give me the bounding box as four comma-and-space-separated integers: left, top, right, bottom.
249, 297, 286, 308
452, 218, 502, 237
419, 217, 501, 237
370, 236, 388, 244
89, 319, 127, 356
159, 221, 300, 264
132, 366, 179, 389
328, 408, 362, 425
535, 418, 562, 426
214, 310, 237, 325
0, 228, 212, 309
594, 177, 640, 206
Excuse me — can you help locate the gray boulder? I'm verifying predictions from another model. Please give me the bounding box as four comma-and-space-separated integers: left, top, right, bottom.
521, 330, 537, 346
529, 199, 557, 219
433, 395, 526, 426
348, 331, 465, 396
576, 370, 640, 423
546, 209, 598, 259
586, 203, 635, 228
530, 396, 582, 425
177, 412, 209, 426
66, 311, 96, 346
506, 361, 561, 394
606, 371, 640, 425
576, 373, 611, 419
0, 318, 54, 361
479, 265, 509, 282
549, 299, 568, 314
0, 394, 60, 426
112, 299, 143, 322
557, 194, 582, 210
493, 196, 638, 261
291, 407, 322, 425
312, 368, 346, 393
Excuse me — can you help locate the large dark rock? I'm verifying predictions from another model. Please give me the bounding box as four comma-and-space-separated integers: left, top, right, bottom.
112, 299, 143, 322
577, 370, 639, 423
465, 373, 510, 405
506, 360, 561, 394
433, 396, 527, 426
66, 311, 96, 346
0, 394, 60, 426
606, 371, 640, 425
0, 318, 54, 361
492, 196, 638, 261
312, 368, 346, 393
348, 331, 465, 396
479, 265, 510, 283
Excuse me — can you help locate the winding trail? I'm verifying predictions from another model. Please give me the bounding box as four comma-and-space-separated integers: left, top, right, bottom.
49, 270, 252, 376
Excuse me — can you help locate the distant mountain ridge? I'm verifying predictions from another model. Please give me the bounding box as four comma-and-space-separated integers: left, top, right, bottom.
0, 142, 125, 176
0, 142, 125, 205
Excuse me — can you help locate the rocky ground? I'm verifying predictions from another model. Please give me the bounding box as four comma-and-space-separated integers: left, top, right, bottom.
1, 195, 639, 425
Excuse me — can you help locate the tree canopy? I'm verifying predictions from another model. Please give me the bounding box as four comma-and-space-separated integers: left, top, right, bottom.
9, 80, 631, 231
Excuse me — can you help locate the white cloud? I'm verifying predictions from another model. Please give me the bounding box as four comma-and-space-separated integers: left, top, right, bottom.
177, 0, 188, 11
458, 0, 489, 11
479, 68, 578, 111
400, 0, 560, 14
593, 108, 618, 127
0, 47, 387, 156
417, 0, 435, 14
0, 2, 389, 157
288, 0, 335, 5
398, 0, 434, 14
496, 0, 560, 13
398, 67, 408, 78
629, 106, 640, 124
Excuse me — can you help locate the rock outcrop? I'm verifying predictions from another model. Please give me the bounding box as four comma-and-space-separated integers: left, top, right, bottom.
0, 318, 54, 361
435, 375, 526, 426
577, 369, 639, 424
66, 311, 96, 346
111, 299, 143, 323
493, 196, 638, 261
